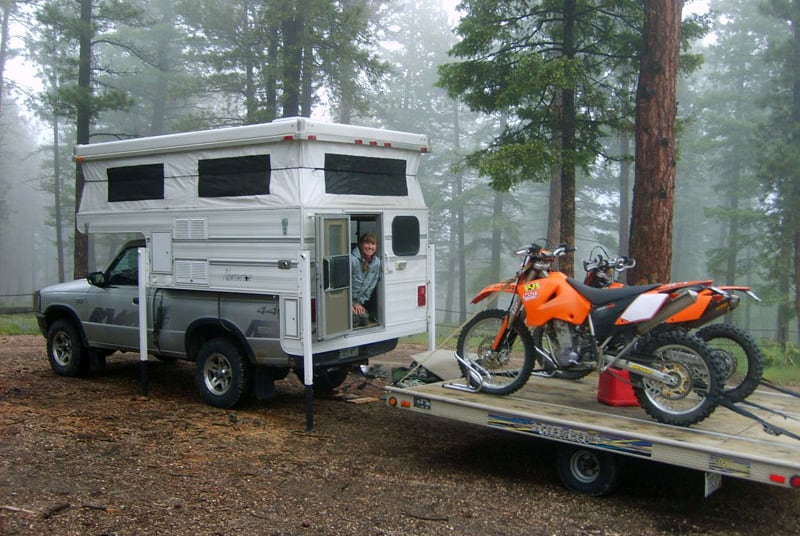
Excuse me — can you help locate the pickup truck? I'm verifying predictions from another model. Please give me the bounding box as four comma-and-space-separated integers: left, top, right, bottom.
33, 240, 396, 408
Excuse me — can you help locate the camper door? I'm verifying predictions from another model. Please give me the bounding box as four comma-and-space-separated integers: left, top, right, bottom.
315, 216, 351, 339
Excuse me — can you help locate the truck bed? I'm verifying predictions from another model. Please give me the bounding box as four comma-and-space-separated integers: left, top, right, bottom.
385, 365, 800, 493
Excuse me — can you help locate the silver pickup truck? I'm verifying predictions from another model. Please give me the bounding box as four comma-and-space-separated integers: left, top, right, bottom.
34, 240, 396, 408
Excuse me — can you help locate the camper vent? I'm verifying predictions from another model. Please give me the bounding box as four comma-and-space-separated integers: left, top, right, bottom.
174, 260, 209, 285
174, 218, 208, 240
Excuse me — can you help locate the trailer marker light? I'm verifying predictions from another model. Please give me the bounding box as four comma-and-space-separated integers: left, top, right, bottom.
308, 135, 316, 140
790, 475, 800, 488
769, 473, 786, 485
369, 140, 378, 146
384, 142, 392, 148
283, 135, 294, 141
417, 285, 426, 307
387, 397, 397, 407
400, 400, 411, 408
354, 139, 363, 144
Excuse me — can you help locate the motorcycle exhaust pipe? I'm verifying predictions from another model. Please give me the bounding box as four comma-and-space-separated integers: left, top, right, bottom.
635, 289, 697, 335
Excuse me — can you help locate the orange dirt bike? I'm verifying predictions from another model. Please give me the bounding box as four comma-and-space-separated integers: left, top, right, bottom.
578, 246, 764, 403
455, 242, 726, 426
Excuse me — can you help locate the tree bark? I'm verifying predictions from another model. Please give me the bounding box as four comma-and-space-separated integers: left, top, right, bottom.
628, 0, 681, 284
73, 0, 92, 279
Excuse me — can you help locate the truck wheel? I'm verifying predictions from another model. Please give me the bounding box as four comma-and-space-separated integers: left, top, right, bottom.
195, 338, 251, 409
47, 319, 90, 377
556, 445, 622, 497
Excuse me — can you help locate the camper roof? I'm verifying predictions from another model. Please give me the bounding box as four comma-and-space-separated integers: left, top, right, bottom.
75, 117, 429, 162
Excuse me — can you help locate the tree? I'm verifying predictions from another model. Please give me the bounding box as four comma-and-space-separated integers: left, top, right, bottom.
437, 0, 642, 276
627, 0, 682, 284
756, 0, 800, 345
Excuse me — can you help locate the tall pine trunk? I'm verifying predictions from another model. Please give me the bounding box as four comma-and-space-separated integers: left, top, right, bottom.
628, 0, 681, 284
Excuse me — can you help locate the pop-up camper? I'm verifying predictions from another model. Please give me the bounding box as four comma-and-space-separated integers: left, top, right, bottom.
36, 117, 432, 408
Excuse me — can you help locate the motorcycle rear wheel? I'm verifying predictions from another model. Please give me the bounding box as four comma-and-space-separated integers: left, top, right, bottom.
631, 330, 725, 427
456, 308, 535, 395
695, 323, 763, 403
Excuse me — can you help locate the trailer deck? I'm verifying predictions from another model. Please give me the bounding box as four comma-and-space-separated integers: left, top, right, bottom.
385, 357, 800, 496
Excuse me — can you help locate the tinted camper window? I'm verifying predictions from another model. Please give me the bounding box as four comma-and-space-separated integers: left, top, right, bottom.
198, 154, 270, 197
107, 163, 164, 202
324, 154, 407, 196
392, 216, 420, 256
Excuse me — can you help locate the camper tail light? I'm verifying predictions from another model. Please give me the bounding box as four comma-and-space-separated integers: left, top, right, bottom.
417, 285, 426, 307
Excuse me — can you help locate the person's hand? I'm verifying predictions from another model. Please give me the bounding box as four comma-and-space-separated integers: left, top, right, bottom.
352, 303, 366, 314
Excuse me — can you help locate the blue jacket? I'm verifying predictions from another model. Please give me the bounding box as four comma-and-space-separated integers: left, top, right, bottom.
351, 247, 381, 305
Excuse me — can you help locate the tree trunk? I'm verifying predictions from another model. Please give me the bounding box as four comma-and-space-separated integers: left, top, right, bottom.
791, 1, 800, 343
281, 11, 302, 117
0, 2, 11, 116
558, 0, 577, 277
628, 0, 681, 284
73, 0, 92, 279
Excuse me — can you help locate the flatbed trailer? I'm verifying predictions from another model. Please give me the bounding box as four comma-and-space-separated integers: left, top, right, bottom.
385, 355, 800, 497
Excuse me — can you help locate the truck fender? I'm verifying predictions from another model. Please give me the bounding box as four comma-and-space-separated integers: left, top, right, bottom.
43, 305, 90, 348
184, 318, 255, 363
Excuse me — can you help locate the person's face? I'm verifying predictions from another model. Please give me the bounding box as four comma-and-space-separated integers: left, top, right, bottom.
361, 240, 377, 257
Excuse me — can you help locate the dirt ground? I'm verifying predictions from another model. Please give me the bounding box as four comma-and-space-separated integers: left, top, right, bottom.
1, 335, 799, 536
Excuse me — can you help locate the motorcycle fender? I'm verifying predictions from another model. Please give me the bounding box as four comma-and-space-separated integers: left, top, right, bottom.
654, 279, 713, 292
470, 281, 517, 304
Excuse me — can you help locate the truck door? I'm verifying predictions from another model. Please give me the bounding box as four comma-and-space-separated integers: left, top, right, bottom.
315, 216, 351, 338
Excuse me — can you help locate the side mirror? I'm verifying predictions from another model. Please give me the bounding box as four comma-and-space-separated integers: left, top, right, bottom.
87, 271, 107, 287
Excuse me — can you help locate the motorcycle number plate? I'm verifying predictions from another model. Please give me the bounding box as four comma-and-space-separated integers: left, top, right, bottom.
620, 293, 668, 322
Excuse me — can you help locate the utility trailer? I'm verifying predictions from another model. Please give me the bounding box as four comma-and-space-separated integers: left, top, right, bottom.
385, 354, 800, 497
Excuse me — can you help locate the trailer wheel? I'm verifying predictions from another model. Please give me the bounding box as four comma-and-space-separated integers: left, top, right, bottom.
294, 366, 350, 391
195, 338, 251, 409
556, 445, 622, 497
47, 319, 90, 377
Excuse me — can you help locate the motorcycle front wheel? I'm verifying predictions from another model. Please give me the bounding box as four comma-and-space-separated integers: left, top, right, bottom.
456, 308, 535, 395
695, 323, 764, 403
631, 330, 725, 427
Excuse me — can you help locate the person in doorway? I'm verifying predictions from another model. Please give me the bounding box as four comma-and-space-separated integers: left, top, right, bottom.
351, 232, 380, 327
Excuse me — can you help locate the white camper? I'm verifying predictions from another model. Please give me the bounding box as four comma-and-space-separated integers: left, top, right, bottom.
36, 118, 432, 408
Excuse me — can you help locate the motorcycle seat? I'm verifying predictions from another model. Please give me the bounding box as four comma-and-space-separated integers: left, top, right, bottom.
566, 278, 660, 306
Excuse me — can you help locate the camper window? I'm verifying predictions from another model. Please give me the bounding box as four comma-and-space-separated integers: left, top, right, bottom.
198, 154, 270, 197
391, 216, 420, 256
107, 163, 164, 202
324, 154, 407, 196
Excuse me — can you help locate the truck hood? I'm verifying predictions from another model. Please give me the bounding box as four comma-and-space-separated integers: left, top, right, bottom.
39, 278, 92, 294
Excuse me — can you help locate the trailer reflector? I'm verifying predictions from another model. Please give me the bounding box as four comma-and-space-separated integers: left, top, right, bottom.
769, 474, 786, 485
791, 475, 800, 488
417, 285, 426, 306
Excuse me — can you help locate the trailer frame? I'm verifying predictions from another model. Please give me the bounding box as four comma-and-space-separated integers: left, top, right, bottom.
385, 353, 800, 496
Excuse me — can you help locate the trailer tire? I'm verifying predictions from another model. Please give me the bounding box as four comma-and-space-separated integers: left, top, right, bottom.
556, 445, 622, 497
195, 338, 251, 409
47, 319, 90, 377
294, 366, 350, 391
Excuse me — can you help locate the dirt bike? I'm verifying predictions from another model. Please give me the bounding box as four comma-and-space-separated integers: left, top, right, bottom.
579, 246, 764, 403
455, 242, 726, 427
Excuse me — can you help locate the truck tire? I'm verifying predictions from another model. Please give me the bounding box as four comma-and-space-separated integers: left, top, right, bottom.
47, 319, 90, 377
195, 338, 251, 409
556, 445, 623, 497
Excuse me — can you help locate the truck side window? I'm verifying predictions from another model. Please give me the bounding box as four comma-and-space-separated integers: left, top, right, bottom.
107, 248, 139, 286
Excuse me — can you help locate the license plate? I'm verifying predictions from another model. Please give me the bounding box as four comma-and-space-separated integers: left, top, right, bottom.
339, 347, 359, 359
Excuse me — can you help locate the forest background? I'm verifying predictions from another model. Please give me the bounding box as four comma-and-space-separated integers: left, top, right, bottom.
0, 0, 798, 352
